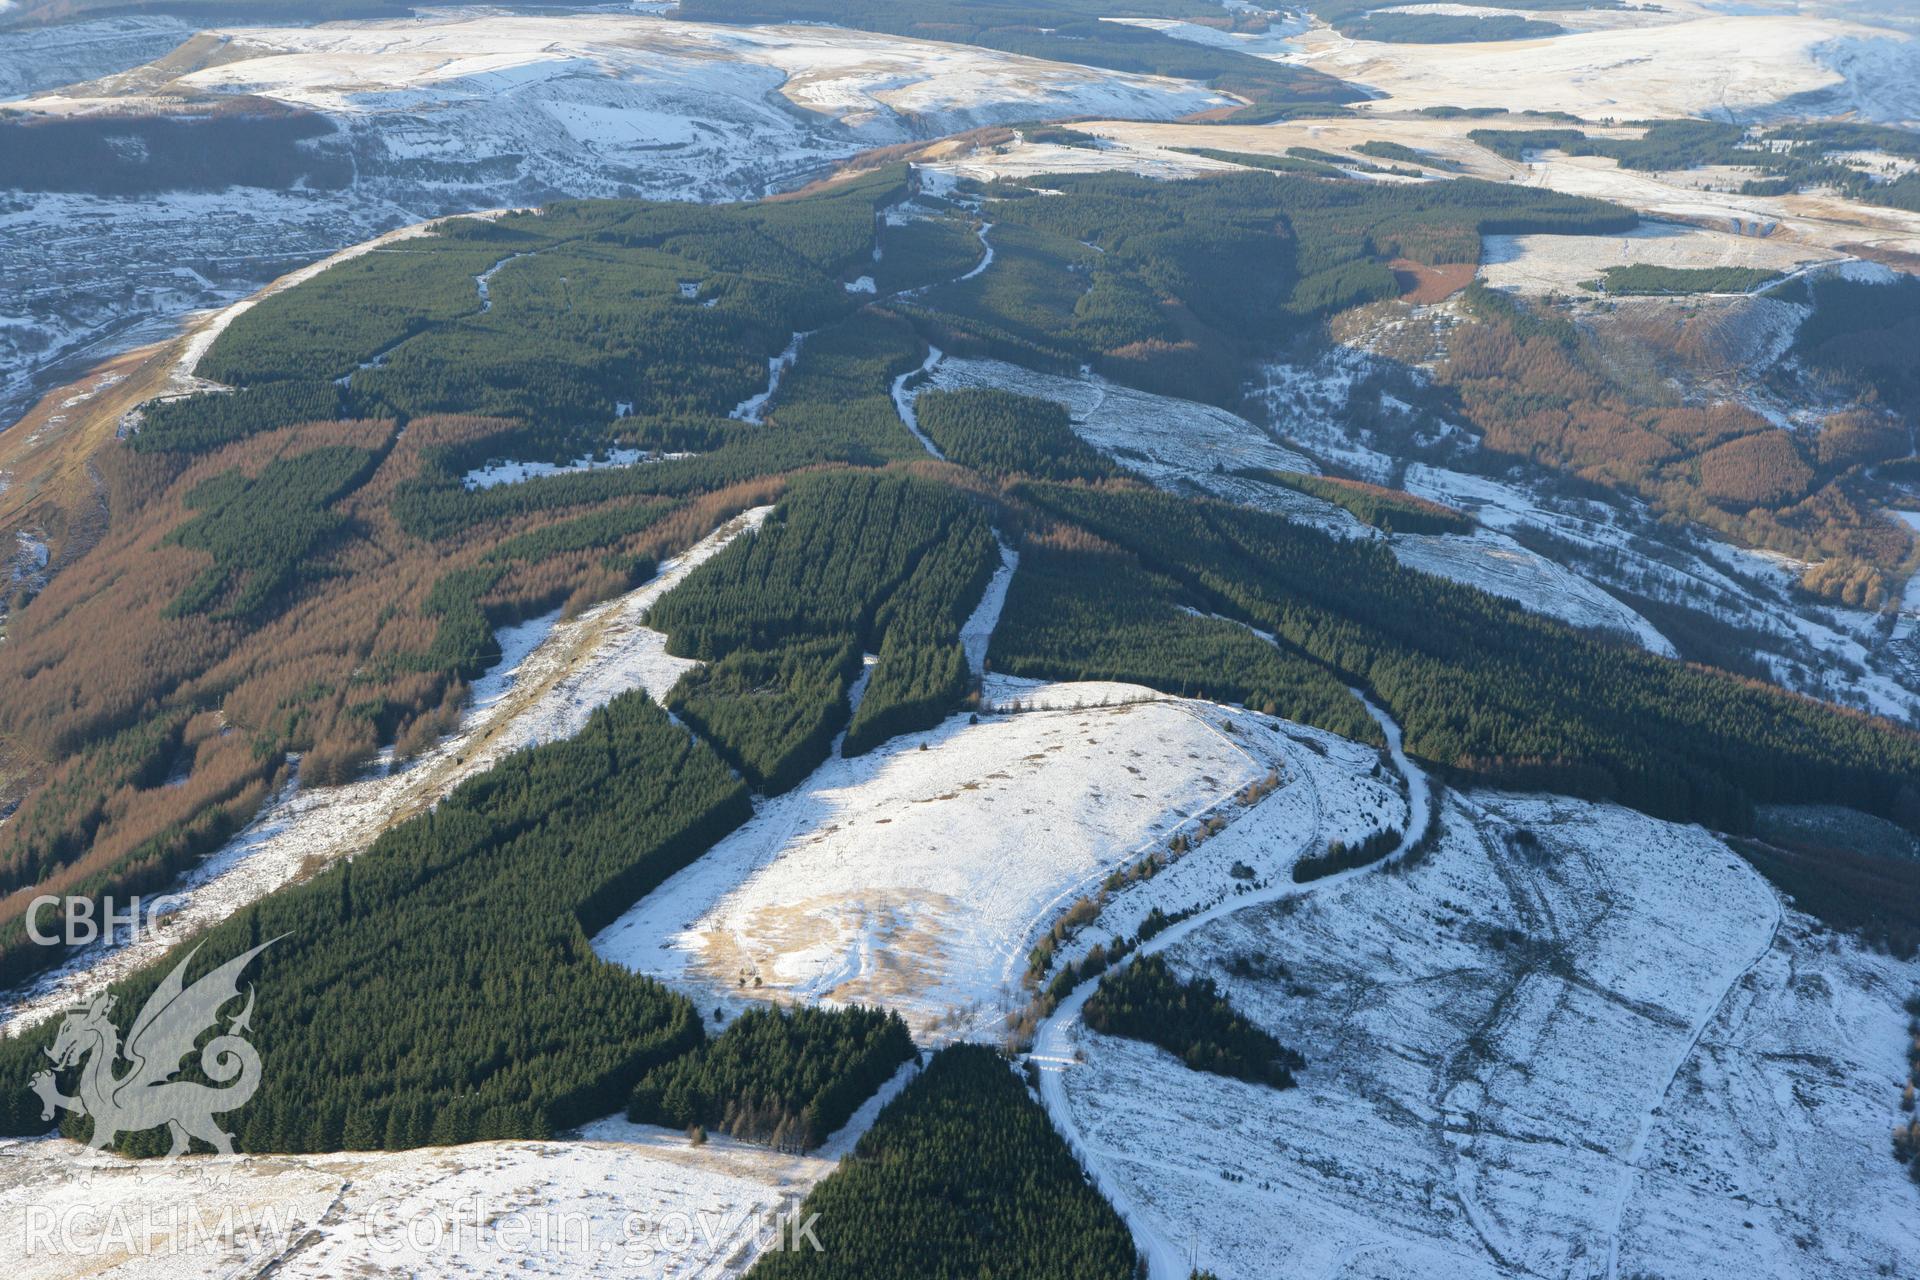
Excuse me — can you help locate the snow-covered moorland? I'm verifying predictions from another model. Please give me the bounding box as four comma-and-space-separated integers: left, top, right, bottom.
0, 1118, 834, 1280
1050, 789, 1920, 1279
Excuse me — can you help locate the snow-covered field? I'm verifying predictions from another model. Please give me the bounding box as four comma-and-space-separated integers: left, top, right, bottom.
1512, 151, 1920, 263
1029, 690, 1428, 1280
1279, 12, 1912, 123
461, 447, 689, 491
1050, 787, 1920, 1278
0, 507, 771, 1038
595, 677, 1316, 1039
914, 356, 1318, 489
1392, 528, 1677, 654
0, 1119, 831, 1280
1480, 222, 1836, 297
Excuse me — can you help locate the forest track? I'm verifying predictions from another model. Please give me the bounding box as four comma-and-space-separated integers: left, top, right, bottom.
1031, 692, 1430, 1280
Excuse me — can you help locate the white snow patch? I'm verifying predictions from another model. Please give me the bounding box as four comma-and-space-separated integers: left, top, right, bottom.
960, 539, 1018, 676
1894, 512, 1920, 642
1480, 222, 1836, 297
730, 331, 809, 424
594, 683, 1291, 1039
917, 356, 1317, 488
460, 447, 688, 490
889, 343, 945, 459
0, 1122, 830, 1280
1101, 13, 1306, 57
1392, 528, 1677, 655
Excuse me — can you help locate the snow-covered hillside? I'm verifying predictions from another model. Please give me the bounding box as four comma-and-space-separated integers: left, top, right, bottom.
117, 17, 1228, 149
1802, 32, 1920, 127
912, 354, 1684, 654
0, 15, 189, 101
1051, 789, 1920, 1278
1274, 9, 1912, 123
2, 1118, 833, 1280
1392, 528, 1678, 655
914, 355, 1322, 494
594, 673, 1408, 1040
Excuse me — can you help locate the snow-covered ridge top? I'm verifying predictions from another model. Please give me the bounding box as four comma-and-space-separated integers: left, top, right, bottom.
0, 14, 191, 102
25, 12, 1231, 139
1279, 11, 1911, 123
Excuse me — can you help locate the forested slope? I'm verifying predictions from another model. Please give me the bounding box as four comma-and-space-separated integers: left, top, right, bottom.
748, 1044, 1141, 1280
1008, 482, 1920, 830
5, 162, 1917, 1185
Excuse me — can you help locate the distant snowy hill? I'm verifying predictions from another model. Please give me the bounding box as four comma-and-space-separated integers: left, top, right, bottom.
0, 10, 1226, 428
0, 14, 190, 100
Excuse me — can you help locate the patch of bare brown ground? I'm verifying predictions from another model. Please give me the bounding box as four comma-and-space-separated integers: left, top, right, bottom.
1391, 258, 1476, 303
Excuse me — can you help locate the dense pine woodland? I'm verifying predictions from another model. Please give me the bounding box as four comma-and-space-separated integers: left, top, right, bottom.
913, 389, 1121, 483
163, 442, 386, 621
989, 542, 1380, 743
649, 470, 999, 784
1013, 482, 1920, 831
747, 1044, 1141, 1280
0, 691, 747, 1148
628, 1004, 913, 1150
1084, 954, 1307, 1088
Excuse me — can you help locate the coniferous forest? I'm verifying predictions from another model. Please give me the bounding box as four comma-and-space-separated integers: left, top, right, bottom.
0, 691, 747, 1148
1084, 954, 1306, 1088
747, 1044, 1141, 1280
628, 1004, 913, 1150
